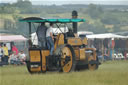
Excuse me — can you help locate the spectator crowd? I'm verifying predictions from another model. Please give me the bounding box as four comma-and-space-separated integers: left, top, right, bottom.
0, 43, 26, 66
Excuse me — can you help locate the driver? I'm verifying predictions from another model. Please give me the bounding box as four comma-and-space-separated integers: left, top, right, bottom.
36, 22, 47, 48
46, 23, 54, 55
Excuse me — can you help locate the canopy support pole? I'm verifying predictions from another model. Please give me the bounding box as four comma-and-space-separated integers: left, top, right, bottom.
28, 22, 32, 47
28, 22, 31, 39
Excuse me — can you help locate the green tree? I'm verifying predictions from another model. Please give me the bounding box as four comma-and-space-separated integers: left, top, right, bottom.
79, 22, 108, 33
0, 4, 18, 14
113, 25, 121, 32
87, 4, 103, 19
13, 0, 32, 13
101, 13, 120, 25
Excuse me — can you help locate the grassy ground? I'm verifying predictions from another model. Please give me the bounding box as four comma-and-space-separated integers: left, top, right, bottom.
0, 60, 128, 85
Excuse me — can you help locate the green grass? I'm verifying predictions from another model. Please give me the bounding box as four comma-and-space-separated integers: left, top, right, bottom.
0, 60, 128, 85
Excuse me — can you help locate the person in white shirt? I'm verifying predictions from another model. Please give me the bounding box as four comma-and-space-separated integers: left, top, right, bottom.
46, 23, 54, 55
9, 51, 19, 65
18, 50, 26, 64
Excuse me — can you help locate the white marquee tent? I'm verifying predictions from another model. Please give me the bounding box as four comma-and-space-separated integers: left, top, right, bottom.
86, 33, 128, 39
0, 34, 27, 42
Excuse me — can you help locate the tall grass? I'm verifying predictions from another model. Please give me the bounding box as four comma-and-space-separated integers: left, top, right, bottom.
0, 60, 128, 85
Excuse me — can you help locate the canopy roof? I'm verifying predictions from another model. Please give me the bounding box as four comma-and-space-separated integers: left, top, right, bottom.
0, 34, 27, 42
86, 33, 128, 39
19, 17, 85, 23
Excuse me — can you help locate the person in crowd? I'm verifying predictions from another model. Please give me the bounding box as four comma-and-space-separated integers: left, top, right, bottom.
12, 44, 19, 55
2, 44, 9, 65
97, 49, 103, 62
9, 51, 17, 65
9, 51, 21, 65
104, 47, 108, 61
0, 45, 4, 62
36, 22, 47, 48
46, 23, 54, 55
18, 50, 26, 65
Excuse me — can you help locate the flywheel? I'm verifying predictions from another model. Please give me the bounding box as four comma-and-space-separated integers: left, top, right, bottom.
54, 44, 76, 72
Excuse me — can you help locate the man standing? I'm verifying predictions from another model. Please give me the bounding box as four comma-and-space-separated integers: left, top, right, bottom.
36, 22, 47, 48
2, 44, 9, 64
46, 23, 54, 55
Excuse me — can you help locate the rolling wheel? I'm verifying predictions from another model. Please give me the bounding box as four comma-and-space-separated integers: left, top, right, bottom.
88, 56, 99, 71
26, 60, 43, 74
54, 44, 76, 72
26, 61, 33, 74
88, 63, 97, 71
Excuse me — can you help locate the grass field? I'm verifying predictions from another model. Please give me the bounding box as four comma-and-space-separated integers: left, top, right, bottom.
0, 60, 128, 85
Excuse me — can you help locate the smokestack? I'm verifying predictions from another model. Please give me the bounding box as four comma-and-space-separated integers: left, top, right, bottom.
72, 10, 78, 33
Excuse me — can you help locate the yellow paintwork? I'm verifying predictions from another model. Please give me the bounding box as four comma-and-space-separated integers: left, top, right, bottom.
54, 34, 64, 50
41, 50, 50, 71
85, 48, 96, 60
29, 50, 41, 72
61, 47, 73, 72
30, 50, 41, 62
74, 48, 86, 61
79, 48, 86, 60
82, 37, 88, 45
74, 49, 80, 60
67, 38, 82, 46
85, 48, 97, 70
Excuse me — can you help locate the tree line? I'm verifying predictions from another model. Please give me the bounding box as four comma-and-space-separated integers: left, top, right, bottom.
0, 0, 128, 36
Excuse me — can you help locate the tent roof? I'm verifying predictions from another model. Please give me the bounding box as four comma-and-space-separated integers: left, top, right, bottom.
86, 33, 128, 39
0, 34, 27, 42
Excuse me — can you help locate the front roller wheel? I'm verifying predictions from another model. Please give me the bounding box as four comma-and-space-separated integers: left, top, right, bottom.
54, 45, 76, 72
88, 56, 99, 71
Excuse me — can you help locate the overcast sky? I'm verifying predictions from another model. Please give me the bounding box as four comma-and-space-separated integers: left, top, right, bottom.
0, 0, 128, 5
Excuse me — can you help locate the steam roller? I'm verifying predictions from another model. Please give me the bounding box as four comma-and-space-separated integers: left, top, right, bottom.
19, 11, 100, 73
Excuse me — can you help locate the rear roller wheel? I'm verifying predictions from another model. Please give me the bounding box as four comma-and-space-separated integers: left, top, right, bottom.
26, 61, 34, 74
54, 45, 76, 72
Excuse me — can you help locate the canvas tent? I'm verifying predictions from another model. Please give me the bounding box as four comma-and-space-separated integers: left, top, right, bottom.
0, 34, 27, 42
78, 31, 93, 36
86, 33, 127, 39
86, 33, 128, 60
0, 34, 28, 54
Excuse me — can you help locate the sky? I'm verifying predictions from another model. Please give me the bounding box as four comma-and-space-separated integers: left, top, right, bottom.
0, 0, 128, 5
